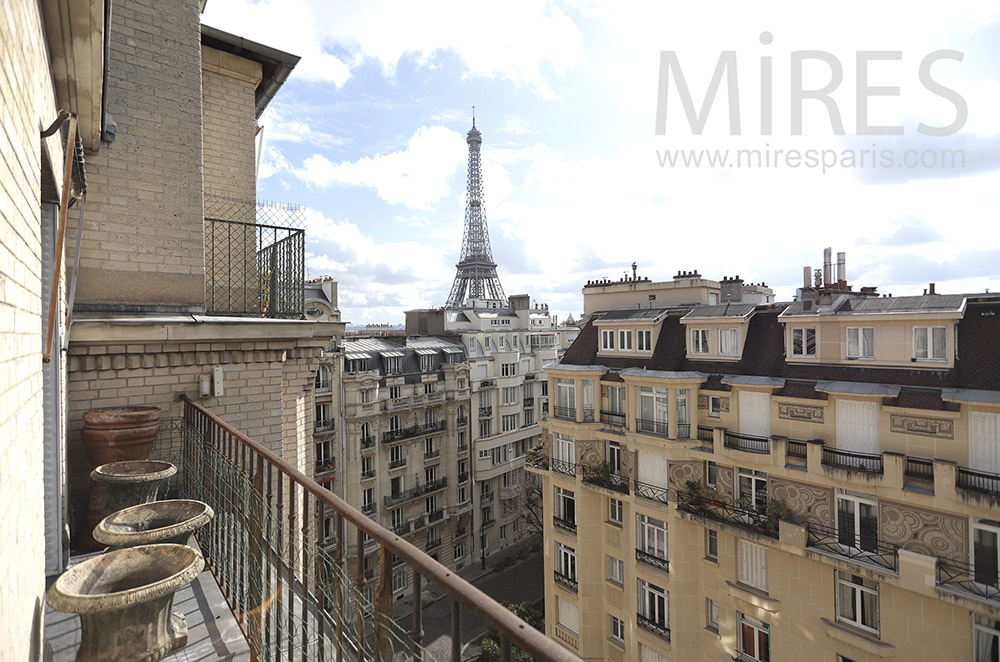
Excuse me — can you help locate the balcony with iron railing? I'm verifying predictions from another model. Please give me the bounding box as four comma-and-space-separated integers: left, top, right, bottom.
382, 420, 447, 444
600, 410, 626, 427
676, 423, 690, 439
635, 548, 669, 573
633, 479, 670, 506
457, 416, 468, 427
805, 522, 899, 572
724, 431, 770, 454
581, 464, 629, 495
582, 408, 594, 422
480, 379, 497, 389
423, 449, 440, 461
315, 459, 336, 475
362, 503, 377, 517
697, 425, 715, 443
480, 491, 495, 505
427, 508, 445, 523
636, 614, 670, 642
458, 471, 469, 484
175, 397, 580, 662
315, 420, 334, 433
479, 406, 493, 418
383, 478, 448, 508
523, 397, 535, 409
360, 435, 376, 450
553, 570, 578, 592
426, 538, 442, 551
457, 442, 469, 454
676, 490, 779, 539
956, 466, 1000, 496
360, 470, 375, 481
551, 458, 576, 477
316, 380, 332, 393
392, 521, 411, 536
553, 516, 576, 534
636, 418, 668, 437
388, 458, 406, 470
937, 557, 1000, 603
821, 447, 884, 474
553, 406, 576, 421
786, 438, 808, 459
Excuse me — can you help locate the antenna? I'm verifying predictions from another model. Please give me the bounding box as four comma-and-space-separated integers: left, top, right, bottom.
472, 105, 475, 128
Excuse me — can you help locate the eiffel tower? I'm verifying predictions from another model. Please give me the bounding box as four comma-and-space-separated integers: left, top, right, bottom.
445, 114, 506, 308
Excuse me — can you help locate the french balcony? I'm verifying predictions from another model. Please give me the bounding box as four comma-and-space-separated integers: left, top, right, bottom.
805, 522, 899, 572
480, 379, 497, 388
315, 420, 334, 433
360, 435, 376, 450
523, 397, 535, 409
426, 538, 442, 551
171, 398, 581, 662
480, 491, 494, 504
362, 503, 377, 517
526, 449, 550, 471
458, 471, 469, 484
457, 416, 468, 427
481, 516, 495, 527
382, 420, 447, 444
315, 380, 332, 393
457, 443, 469, 454
427, 508, 445, 523
904, 456, 934, 488
581, 464, 629, 495
315, 459, 336, 474
383, 478, 448, 508
635, 548, 669, 573
633, 479, 670, 506
392, 521, 411, 535
676, 490, 779, 539
636, 614, 671, 642
956, 466, 1000, 496
424, 449, 440, 461
412, 516, 427, 531
388, 458, 406, 470
600, 410, 625, 427
697, 425, 714, 443
821, 447, 884, 474
550, 458, 576, 477
554, 570, 578, 592
479, 406, 493, 418
553, 516, 577, 534
553, 406, 576, 421
636, 418, 668, 437
724, 431, 770, 454
582, 408, 594, 422
360, 470, 375, 481
937, 557, 1000, 602
676, 422, 690, 439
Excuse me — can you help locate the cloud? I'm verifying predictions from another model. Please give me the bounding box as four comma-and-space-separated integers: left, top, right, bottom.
863, 217, 945, 246
293, 126, 467, 209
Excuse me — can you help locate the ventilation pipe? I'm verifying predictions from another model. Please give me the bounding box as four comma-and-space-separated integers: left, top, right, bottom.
823, 247, 833, 286
803, 266, 811, 289
837, 252, 846, 284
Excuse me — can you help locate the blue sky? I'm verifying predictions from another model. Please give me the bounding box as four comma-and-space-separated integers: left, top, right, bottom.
203, 1, 1000, 324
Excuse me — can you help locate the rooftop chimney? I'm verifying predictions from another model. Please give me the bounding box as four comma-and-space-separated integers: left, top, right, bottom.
803, 266, 811, 289
837, 252, 846, 284
823, 247, 833, 286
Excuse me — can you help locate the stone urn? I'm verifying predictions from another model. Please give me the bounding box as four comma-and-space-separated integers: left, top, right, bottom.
46, 543, 204, 662
91, 461, 177, 512
94, 499, 214, 549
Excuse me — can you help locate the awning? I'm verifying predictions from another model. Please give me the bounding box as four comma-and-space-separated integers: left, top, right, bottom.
442, 346, 464, 354
722, 375, 785, 387
941, 388, 1000, 404
379, 350, 406, 358
815, 380, 900, 396
414, 348, 439, 356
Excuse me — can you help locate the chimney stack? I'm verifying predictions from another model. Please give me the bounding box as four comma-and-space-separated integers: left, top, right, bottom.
929, 282, 936, 295
823, 247, 833, 286
803, 266, 811, 289
837, 252, 846, 284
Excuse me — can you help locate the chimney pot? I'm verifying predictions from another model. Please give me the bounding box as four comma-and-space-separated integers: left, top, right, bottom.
929, 282, 936, 294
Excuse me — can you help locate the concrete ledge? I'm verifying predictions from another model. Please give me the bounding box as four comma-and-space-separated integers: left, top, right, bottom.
820, 617, 896, 658
726, 581, 781, 613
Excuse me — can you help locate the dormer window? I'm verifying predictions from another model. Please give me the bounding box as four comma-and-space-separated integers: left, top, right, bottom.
846, 327, 875, 359
719, 328, 738, 356
385, 357, 402, 374
792, 328, 817, 357
618, 330, 632, 351
419, 354, 435, 372
637, 329, 652, 352
601, 329, 615, 351
691, 329, 709, 354
913, 326, 947, 361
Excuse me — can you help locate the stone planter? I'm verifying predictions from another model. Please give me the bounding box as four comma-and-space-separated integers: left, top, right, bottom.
95, 499, 214, 549
91, 461, 177, 512
46, 543, 203, 662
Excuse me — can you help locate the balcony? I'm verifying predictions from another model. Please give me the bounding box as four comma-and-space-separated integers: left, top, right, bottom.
524, 373, 536, 381
360, 435, 376, 450
697, 425, 714, 443
523, 397, 535, 408
480, 491, 495, 504
600, 410, 625, 427
479, 406, 493, 418
636, 418, 668, 437
385, 396, 411, 411
904, 456, 934, 488
315, 420, 334, 433
173, 398, 580, 662
786, 438, 808, 459
957, 466, 1000, 496
457, 443, 469, 454
316, 380, 332, 393
388, 458, 406, 470
412, 516, 427, 531
362, 503, 377, 517
937, 557, 1000, 602
458, 471, 469, 483
635, 548, 669, 573
392, 521, 411, 535
427, 508, 444, 523
821, 447, 884, 474
424, 449, 440, 461
315, 459, 336, 474
554, 571, 578, 592
480, 379, 497, 388
526, 449, 550, 471
676, 422, 690, 439
382, 420, 447, 444
482, 516, 496, 527
383, 478, 448, 508
457, 416, 468, 427
805, 522, 899, 572
553, 516, 577, 534
676, 491, 779, 539
633, 479, 670, 505
581, 464, 629, 495
551, 458, 576, 477
636, 614, 671, 642
426, 538, 442, 551
360, 470, 375, 482
582, 408, 594, 422
553, 406, 576, 421
724, 431, 770, 454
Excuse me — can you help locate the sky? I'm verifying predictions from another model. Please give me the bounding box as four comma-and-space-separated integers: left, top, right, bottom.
202, 1, 1000, 325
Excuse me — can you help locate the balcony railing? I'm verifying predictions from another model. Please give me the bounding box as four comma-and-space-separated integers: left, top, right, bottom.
426, 538, 442, 552
392, 522, 411, 535
600, 410, 625, 427
360, 435, 375, 449
633, 479, 670, 505
805, 521, 899, 572
481, 516, 495, 527
382, 420, 447, 444
697, 425, 714, 443
457, 443, 469, 454
554, 571, 578, 592
316, 381, 332, 393
427, 508, 445, 523
204, 213, 305, 318
360, 470, 375, 481
904, 456, 934, 482
315, 421, 334, 433
524, 373, 536, 381
676, 491, 779, 539
937, 557, 1000, 602
480, 379, 497, 388
315, 460, 336, 474
724, 431, 770, 454
957, 467, 1000, 495
383, 478, 448, 508
581, 464, 629, 495
786, 438, 808, 459
553, 406, 576, 420
523, 397, 535, 408
480, 491, 494, 504
676, 423, 690, 439
551, 458, 576, 477
458, 471, 469, 484
457, 417, 468, 427
636, 418, 668, 437
424, 449, 440, 461
479, 406, 493, 418
181, 397, 581, 662
553, 516, 577, 533
636, 614, 670, 642
362, 503, 377, 516
822, 448, 884, 474
582, 408, 594, 422
635, 548, 669, 573
388, 458, 406, 470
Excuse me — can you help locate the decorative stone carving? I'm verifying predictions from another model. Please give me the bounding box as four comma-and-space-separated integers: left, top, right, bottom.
577, 440, 602, 467
880, 500, 967, 561
778, 403, 825, 423
607, 527, 621, 549
717, 465, 734, 496
668, 461, 703, 488
698, 395, 708, 410
890, 415, 954, 439
770, 478, 833, 527
608, 585, 623, 608
720, 397, 730, 413
620, 449, 636, 480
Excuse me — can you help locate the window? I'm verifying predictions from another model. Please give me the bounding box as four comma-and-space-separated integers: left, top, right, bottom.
424, 382, 436, 394
709, 395, 722, 418
385, 356, 402, 374
602, 329, 616, 351
606, 441, 622, 476
637, 579, 669, 631
636, 385, 668, 435
609, 498, 623, 525
360, 455, 373, 476
499, 524, 508, 540
836, 490, 878, 553
836, 571, 879, 634
315, 403, 332, 430
676, 389, 689, 435
608, 385, 624, 415
391, 508, 403, 529
424, 410, 437, 427
498, 336, 505, 349
501, 362, 517, 377
707, 599, 720, 632
479, 390, 491, 408
390, 475, 403, 497
973, 614, 1000, 662
458, 378, 466, 390
608, 556, 624, 584
478, 419, 492, 438
360, 389, 373, 404
706, 529, 718, 561
636, 514, 668, 562
420, 354, 435, 372
481, 506, 492, 523
691, 328, 709, 354
523, 409, 534, 426
973, 519, 1000, 590
847, 326, 875, 359
454, 542, 466, 560
719, 328, 738, 356
347, 358, 369, 373
737, 540, 769, 592
914, 326, 947, 360
610, 615, 625, 643
619, 329, 633, 351
362, 487, 374, 508
555, 378, 576, 416
389, 445, 403, 467
706, 460, 717, 488
637, 329, 652, 352
502, 386, 518, 405
458, 487, 467, 503
424, 437, 435, 456
316, 440, 333, 465
792, 327, 817, 357
556, 542, 576, 581
555, 487, 576, 527
478, 449, 490, 460
389, 415, 402, 432
315, 365, 331, 390
737, 468, 768, 511
640, 644, 670, 662
389, 385, 402, 400
392, 571, 407, 593
738, 613, 770, 661
557, 597, 578, 634
424, 466, 438, 484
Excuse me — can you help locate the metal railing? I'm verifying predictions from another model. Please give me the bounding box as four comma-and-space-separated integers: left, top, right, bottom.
388, 458, 406, 470
553, 406, 576, 420
957, 467, 1000, 495
425, 538, 442, 552
582, 408, 594, 422
526, 450, 549, 471
676, 423, 690, 439
392, 522, 411, 536
182, 397, 580, 662
480, 492, 494, 504
937, 557, 1000, 602
382, 420, 447, 444
553, 516, 576, 533
361, 435, 376, 450
456, 417, 468, 428
633, 479, 670, 505
362, 503, 377, 516
636, 614, 670, 642
551, 458, 576, 477
581, 464, 629, 495
427, 509, 444, 523
724, 431, 770, 454
635, 548, 669, 572
523, 397, 535, 408
805, 521, 898, 572
697, 425, 714, 443
204, 210, 305, 318
423, 449, 440, 461
315, 421, 334, 433
636, 418, 668, 437
457, 444, 469, 454
316, 381, 332, 393
383, 479, 448, 508
822, 448, 884, 474
600, 410, 626, 427
786, 439, 808, 459
553, 571, 578, 592
316, 460, 336, 474
904, 457, 934, 481
479, 406, 493, 418
360, 470, 375, 481
457, 472, 469, 484
676, 491, 778, 539
480, 380, 497, 388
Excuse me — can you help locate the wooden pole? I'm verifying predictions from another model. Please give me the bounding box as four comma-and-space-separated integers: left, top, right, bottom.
43, 114, 77, 363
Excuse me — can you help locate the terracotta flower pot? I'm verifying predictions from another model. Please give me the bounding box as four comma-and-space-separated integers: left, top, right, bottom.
82, 406, 163, 467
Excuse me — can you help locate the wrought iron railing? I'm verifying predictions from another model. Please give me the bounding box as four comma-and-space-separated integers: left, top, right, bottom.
822, 448, 883, 474
362, 503, 376, 516
316, 460, 336, 474
636, 614, 670, 641
582, 408, 594, 422
526, 450, 549, 471
427, 509, 444, 523
479, 406, 493, 418
480, 492, 494, 504
553, 406, 576, 420
425, 538, 442, 552
904, 456, 934, 481
957, 467, 1000, 495
554, 571, 578, 592
553, 516, 577, 533
523, 397, 535, 408
456, 417, 468, 427
361, 435, 376, 449
786, 439, 808, 459
676, 423, 690, 439
636, 418, 668, 437
805, 521, 898, 572
388, 458, 406, 470
581, 464, 629, 495
457, 471, 469, 484
382, 420, 447, 444
360, 470, 375, 481
551, 458, 576, 477
392, 522, 411, 536
676, 491, 778, 539
383, 479, 448, 508
315, 420, 334, 433
724, 431, 770, 454
635, 548, 669, 572
480, 379, 497, 388
697, 425, 714, 443
316, 381, 332, 392
600, 410, 626, 427
182, 397, 580, 662
424, 449, 440, 461
633, 479, 670, 505
937, 557, 1000, 601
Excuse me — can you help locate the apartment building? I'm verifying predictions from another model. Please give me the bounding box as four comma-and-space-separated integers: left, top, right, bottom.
532, 263, 1000, 662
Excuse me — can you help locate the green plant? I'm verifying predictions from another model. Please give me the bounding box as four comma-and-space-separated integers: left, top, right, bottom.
761, 499, 792, 534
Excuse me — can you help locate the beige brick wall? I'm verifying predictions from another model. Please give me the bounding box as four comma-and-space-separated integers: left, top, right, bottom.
71, 0, 206, 308
0, 1, 62, 658
202, 45, 260, 202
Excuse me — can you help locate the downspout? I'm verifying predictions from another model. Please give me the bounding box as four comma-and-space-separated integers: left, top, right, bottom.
100, 0, 113, 142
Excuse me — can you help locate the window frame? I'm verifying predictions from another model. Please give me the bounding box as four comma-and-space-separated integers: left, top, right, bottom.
556, 541, 577, 581
636, 513, 669, 562
619, 329, 633, 351
719, 327, 739, 356
846, 326, 876, 359
601, 329, 616, 351
709, 395, 722, 418
608, 555, 625, 584
706, 529, 719, 562
637, 579, 669, 629
706, 598, 720, 633
792, 327, 818, 357
738, 613, 770, 662
608, 497, 623, 525
835, 570, 880, 635
637, 329, 653, 352
913, 325, 948, 361
691, 328, 709, 354
610, 614, 625, 643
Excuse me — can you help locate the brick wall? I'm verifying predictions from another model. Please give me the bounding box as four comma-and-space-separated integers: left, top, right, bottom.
202, 45, 260, 202
0, 1, 62, 658
71, 0, 206, 308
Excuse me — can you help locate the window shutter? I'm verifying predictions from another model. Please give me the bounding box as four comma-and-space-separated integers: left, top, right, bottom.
836, 400, 879, 454
637, 451, 669, 487
837, 499, 855, 547
739, 391, 771, 438
860, 505, 878, 553
970, 412, 1000, 475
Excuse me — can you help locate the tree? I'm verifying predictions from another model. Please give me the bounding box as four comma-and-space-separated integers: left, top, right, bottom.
519, 471, 544, 537
479, 601, 544, 662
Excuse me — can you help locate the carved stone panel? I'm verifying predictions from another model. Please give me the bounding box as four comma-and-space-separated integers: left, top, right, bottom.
608, 646, 623, 662
890, 415, 954, 439
770, 478, 833, 527
880, 500, 967, 562
778, 403, 825, 423
720, 397, 730, 413
716, 465, 734, 497
698, 395, 708, 410
620, 448, 637, 481
606, 527, 621, 549
577, 440, 601, 466
668, 461, 703, 490
608, 585, 623, 608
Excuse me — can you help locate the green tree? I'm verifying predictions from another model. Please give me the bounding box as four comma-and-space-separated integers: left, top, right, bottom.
478, 601, 544, 662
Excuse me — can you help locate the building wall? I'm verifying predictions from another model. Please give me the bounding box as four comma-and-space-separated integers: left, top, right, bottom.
0, 0, 64, 657
201, 45, 260, 201
72, 0, 206, 308
583, 278, 720, 314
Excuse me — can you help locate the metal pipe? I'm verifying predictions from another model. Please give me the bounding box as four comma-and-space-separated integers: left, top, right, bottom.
451, 599, 461, 662
823, 247, 832, 286
43, 114, 77, 363
837, 252, 846, 283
